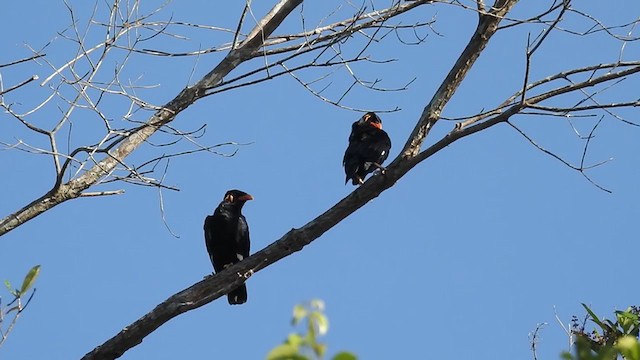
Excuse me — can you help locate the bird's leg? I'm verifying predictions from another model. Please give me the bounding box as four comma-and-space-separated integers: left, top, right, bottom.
366, 162, 387, 176
371, 162, 387, 174
355, 175, 365, 185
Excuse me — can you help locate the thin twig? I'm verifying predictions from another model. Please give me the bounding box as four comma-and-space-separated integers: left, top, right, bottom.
529, 322, 547, 360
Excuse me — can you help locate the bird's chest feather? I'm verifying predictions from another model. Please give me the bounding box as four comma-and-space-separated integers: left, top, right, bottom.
357, 133, 372, 142
215, 214, 244, 242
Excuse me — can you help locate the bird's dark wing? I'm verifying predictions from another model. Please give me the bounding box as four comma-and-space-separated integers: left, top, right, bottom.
347, 121, 361, 143
237, 214, 250, 260
367, 130, 391, 165
354, 129, 391, 166
204, 210, 237, 273
203, 214, 219, 271
343, 139, 363, 182
343, 122, 362, 166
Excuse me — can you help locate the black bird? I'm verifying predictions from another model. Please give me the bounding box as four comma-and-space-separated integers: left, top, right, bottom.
204, 189, 253, 305
343, 112, 392, 185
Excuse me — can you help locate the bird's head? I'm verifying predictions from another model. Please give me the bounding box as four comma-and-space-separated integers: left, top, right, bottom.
222, 189, 253, 208
358, 112, 383, 130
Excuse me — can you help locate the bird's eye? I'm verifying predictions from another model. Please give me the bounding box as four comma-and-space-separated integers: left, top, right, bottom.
225, 194, 234, 202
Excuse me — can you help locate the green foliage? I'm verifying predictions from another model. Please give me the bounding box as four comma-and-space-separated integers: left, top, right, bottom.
19, 265, 40, 295
617, 336, 640, 360
562, 304, 640, 360
331, 352, 357, 360
267, 300, 357, 360
1, 265, 41, 348
4, 280, 16, 298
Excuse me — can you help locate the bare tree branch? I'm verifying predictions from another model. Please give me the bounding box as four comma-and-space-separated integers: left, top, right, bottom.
0, 0, 304, 237
400, 0, 520, 159
0, 75, 39, 96
1, 1, 638, 358
529, 322, 547, 360
80, 1, 526, 358
0, 0, 439, 237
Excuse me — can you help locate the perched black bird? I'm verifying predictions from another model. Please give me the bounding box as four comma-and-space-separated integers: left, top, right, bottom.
343, 112, 392, 185
204, 189, 253, 305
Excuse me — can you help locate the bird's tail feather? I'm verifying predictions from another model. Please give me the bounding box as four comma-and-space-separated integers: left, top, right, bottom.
227, 284, 247, 305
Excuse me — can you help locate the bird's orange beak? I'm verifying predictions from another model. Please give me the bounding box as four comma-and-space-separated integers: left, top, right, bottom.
238, 194, 254, 201
370, 122, 382, 130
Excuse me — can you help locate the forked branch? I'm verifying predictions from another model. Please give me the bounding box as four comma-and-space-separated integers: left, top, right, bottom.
400, 0, 520, 159
82, 1, 523, 359
0, 0, 304, 237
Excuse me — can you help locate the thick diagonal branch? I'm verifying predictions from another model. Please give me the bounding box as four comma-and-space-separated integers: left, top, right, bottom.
81, 3, 524, 358
0, 0, 303, 237
400, 0, 519, 159
80, 100, 512, 359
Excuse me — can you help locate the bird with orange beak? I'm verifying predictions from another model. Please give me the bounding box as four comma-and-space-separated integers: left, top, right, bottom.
343, 112, 392, 185
204, 189, 253, 305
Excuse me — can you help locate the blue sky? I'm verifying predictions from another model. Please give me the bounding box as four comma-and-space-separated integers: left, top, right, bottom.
1, 1, 639, 359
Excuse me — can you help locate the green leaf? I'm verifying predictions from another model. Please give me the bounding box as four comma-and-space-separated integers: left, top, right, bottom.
616, 308, 640, 335
266, 344, 307, 360
617, 336, 640, 360
4, 279, 18, 297
332, 351, 358, 360
305, 326, 317, 346
582, 303, 606, 330
287, 333, 304, 348
311, 342, 327, 358
309, 311, 329, 336
20, 265, 41, 294
292, 304, 307, 326
616, 308, 639, 322
560, 351, 573, 360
